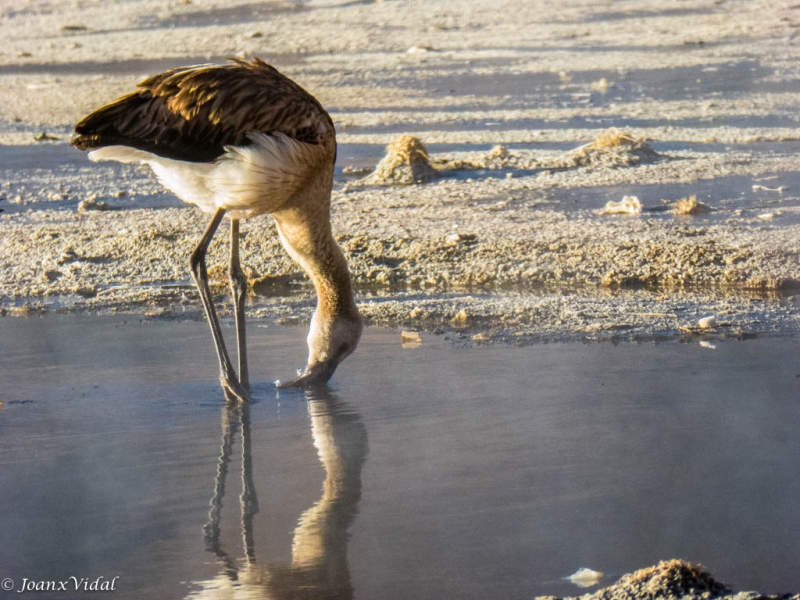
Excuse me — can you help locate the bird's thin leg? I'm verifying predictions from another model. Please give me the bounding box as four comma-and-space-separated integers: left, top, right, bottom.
190, 208, 249, 403
229, 218, 250, 391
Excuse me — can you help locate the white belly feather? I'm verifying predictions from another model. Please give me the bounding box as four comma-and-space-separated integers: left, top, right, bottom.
88, 132, 324, 219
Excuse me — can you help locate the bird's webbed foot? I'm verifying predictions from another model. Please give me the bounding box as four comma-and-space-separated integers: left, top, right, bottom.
221, 376, 251, 403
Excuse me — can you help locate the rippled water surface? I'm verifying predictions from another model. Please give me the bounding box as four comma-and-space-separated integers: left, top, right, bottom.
1, 316, 799, 599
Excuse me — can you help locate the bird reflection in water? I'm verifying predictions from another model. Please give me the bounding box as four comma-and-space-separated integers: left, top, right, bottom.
188, 390, 368, 599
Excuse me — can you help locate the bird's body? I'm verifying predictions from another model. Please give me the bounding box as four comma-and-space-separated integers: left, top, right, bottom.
73, 58, 336, 218
72, 58, 361, 397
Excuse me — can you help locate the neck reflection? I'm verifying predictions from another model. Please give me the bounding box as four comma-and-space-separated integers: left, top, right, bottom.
191, 390, 368, 599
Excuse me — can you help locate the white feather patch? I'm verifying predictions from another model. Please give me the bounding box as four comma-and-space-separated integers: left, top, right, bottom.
89, 145, 217, 212
88, 146, 153, 164
209, 132, 325, 216
149, 160, 216, 212
84, 133, 326, 217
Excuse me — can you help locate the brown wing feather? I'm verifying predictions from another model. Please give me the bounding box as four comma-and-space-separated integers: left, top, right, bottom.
72, 57, 334, 163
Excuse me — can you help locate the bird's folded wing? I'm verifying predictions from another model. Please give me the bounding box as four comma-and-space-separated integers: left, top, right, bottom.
72, 58, 333, 164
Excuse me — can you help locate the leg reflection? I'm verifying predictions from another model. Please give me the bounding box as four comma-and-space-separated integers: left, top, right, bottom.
202, 402, 253, 582
239, 401, 259, 567
192, 390, 368, 600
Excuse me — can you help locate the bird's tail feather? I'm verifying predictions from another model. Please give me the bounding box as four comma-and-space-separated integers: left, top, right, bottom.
88, 146, 155, 164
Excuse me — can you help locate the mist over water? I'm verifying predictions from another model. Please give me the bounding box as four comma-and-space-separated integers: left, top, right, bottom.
0, 316, 799, 599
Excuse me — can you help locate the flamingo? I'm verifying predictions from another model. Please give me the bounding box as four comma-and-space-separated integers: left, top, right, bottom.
71, 57, 362, 401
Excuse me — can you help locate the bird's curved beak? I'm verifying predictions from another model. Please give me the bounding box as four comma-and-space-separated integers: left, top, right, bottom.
275, 359, 338, 389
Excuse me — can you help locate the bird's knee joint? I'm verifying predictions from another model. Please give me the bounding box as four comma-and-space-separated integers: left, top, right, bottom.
190, 252, 205, 278
229, 265, 247, 290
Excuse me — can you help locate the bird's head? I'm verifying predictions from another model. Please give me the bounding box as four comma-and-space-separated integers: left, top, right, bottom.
276, 310, 363, 389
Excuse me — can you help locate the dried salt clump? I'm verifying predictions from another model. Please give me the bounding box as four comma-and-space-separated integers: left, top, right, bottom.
698, 315, 716, 329
672, 195, 712, 215
451, 309, 469, 326
596, 195, 642, 215
433, 144, 513, 172
486, 144, 509, 161
591, 77, 612, 92
34, 131, 59, 141
752, 184, 787, 192
360, 135, 437, 185
592, 559, 729, 599
556, 129, 660, 169
78, 195, 110, 212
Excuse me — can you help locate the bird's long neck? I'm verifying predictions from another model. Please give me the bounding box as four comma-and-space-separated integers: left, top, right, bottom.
273, 206, 357, 321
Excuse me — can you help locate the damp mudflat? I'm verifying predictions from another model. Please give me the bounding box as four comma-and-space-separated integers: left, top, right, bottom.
1, 316, 799, 599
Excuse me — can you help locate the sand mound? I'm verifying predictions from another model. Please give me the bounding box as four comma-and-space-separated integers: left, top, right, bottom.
368, 129, 659, 181
599, 560, 729, 599
431, 129, 660, 176
433, 144, 513, 171
554, 129, 661, 169
360, 135, 438, 185
541, 560, 733, 600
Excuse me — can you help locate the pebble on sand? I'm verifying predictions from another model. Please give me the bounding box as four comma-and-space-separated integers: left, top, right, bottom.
567, 567, 604, 588
698, 315, 717, 329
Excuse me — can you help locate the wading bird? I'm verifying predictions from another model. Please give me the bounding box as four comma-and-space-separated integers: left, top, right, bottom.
72, 58, 362, 401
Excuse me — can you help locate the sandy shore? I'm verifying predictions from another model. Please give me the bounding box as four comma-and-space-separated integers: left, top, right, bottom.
1, 0, 800, 346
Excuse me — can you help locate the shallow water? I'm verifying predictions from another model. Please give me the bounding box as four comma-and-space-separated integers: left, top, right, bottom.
1, 316, 799, 599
